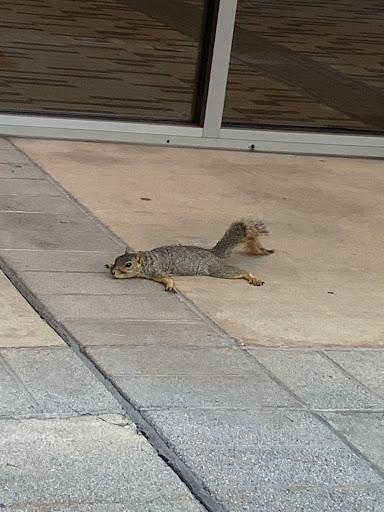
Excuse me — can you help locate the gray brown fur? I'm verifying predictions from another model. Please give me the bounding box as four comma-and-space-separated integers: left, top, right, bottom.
212, 219, 271, 258
106, 219, 274, 292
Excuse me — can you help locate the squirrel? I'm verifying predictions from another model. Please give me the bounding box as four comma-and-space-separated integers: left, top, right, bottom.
105, 219, 274, 293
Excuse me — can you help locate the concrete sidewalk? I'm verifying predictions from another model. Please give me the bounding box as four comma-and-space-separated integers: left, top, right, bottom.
0, 273, 205, 512
13, 138, 384, 348
0, 137, 384, 511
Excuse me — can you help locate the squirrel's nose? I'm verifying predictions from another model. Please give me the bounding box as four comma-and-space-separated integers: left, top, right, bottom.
111, 269, 116, 276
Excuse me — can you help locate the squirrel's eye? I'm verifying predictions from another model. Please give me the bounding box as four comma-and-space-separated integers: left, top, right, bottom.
125, 262, 132, 269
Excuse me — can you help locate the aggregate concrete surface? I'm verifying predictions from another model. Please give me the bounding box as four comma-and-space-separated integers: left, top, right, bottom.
1, 415, 205, 512
1, 137, 384, 511
0, 272, 205, 512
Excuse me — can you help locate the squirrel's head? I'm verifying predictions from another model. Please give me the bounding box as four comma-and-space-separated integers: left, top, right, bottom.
105, 248, 144, 279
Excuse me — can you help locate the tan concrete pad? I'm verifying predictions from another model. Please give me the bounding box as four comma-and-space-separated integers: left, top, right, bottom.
12, 138, 384, 347
0, 270, 64, 347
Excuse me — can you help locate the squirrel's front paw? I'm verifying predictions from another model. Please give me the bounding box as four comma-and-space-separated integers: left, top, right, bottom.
249, 277, 264, 286
165, 285, 177, 293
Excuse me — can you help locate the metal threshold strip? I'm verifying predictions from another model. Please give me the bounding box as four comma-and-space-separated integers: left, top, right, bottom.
0, 114, 383, 158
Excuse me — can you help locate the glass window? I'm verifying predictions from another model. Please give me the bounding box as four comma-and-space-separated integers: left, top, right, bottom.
223, 0, 384, 132
0, 0, 208, 121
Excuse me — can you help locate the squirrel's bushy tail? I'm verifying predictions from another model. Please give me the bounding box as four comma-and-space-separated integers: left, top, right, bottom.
211, 219, 273, 259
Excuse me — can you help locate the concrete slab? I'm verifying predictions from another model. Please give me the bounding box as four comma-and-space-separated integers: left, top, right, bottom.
0, 249, 119, 272
30, 505, 205, 512
85, 345, 298, 408
146, 409, 383, 512
15, 138, 384, 347
113, 374, 300, 408
39, 505, 204, 512
65, 317, 228, 347
2, 347, 122, 415
0, 178, 60, 196
0, 227, 120, 251
18, 270, 169, 295
174, 444, 381, 487
40, 294, 199, 321
0, 194, 84, 214
0, 415, 205, 512
208, 485, 384, 512
325, 350, 384, 397
322, 412, 384, 473
0, 270, 63, 348
248, 349, 384, 409
86, 345, 269, 377
145, 408, 343, 447
0, 211, 102, 232
0, 162, 44, 179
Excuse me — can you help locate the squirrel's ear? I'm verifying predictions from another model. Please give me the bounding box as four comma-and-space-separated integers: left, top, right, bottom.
136, 251, 144, 264
125, 246, 129, 254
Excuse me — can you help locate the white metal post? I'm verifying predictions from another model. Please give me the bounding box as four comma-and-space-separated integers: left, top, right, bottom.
202, 0, 238, 138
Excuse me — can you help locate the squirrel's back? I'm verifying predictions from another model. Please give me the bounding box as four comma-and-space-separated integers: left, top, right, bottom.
143, 245, 219, 276
142, 218, 272, 276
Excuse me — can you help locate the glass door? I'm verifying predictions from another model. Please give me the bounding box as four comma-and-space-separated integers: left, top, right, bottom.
223, 0, 384, 133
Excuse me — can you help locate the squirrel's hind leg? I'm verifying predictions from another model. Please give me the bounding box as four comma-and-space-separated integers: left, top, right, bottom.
150, 274, 177, 293
244, 221, 274, 256
210, 265, 264, 286
246, 234, 274, 256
